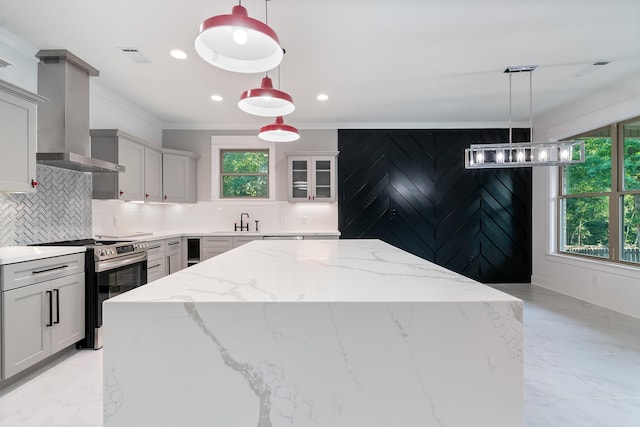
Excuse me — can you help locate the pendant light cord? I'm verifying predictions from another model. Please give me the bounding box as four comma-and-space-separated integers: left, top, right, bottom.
509, 72, 513, 145
529, 70, 533, 142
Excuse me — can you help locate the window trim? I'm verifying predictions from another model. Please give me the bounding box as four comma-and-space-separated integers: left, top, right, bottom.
211, 136, 276, 202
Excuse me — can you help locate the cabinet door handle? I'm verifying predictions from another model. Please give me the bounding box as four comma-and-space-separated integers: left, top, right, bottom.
54, 289, 60, 324
119, 190, 124, 196
164, 195, 168, 200
148, 263, 162, 270
31, 179, 39, 188
168, 242, 179, 246
166, 256, 171, 275
46, 290, 53, 327
32, 264, 69, 275
149, 245, 162, 250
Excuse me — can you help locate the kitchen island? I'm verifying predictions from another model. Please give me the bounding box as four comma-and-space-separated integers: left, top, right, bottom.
103, 239, 523, 427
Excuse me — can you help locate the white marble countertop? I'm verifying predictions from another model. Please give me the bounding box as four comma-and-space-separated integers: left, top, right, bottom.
95, 229, 341, 242
0, 246, 86, 265
110, 239, 518, 303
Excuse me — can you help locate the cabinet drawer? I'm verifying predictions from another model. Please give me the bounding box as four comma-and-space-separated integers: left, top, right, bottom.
146, 240, 166, 256
232, 236, 262, 248
202, 237, 233, 251
165, 238, 181, 255
147, 253, 166, 283
1, 253, 85, 292
202, 248, 228, 261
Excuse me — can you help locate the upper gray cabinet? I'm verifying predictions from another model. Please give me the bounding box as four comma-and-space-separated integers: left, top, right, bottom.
91, 129, 147, 201
91, 129, 198, 203
0, 79, 46, 193
162, 149, 198, 203
287, 152, 338, 203
144, 146, 163, 202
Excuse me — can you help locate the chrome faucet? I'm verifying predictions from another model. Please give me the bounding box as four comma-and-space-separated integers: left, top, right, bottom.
235, 212, 250, 231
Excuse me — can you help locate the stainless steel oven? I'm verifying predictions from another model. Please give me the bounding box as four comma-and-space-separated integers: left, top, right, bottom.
89, 241, 148, 349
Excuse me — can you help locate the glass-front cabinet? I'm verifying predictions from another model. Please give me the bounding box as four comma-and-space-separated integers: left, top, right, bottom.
287, 152, 338, 202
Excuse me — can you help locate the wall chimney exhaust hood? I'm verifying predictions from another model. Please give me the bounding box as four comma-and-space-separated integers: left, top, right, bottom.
35, 50, 124, 173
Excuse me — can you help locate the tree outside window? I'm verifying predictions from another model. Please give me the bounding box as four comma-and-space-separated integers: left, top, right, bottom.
560, 117, 640, 264
220, 150, 269, 198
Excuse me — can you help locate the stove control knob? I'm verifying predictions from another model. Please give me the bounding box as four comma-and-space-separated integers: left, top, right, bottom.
100, 249, 107, 256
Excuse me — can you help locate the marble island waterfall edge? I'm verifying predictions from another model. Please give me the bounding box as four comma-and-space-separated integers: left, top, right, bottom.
103, 239, 523, 427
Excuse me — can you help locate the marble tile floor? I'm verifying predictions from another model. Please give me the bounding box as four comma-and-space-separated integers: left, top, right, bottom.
0, 284, 639, 427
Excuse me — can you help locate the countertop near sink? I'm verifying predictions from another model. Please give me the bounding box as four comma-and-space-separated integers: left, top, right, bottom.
94, 230, 341, 242
0, 246, 87, 265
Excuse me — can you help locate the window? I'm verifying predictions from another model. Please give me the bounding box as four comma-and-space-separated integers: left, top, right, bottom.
220, 149, 269, 198
559, 117, 640, 264
211, 136, 276, 201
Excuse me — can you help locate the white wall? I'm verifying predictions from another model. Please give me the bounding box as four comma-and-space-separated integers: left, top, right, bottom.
532, 77, 640, 319
0, 27, 38, 92
90, 82, 163, 145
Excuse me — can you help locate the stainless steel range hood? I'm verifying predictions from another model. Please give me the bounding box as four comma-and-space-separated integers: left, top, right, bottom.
36, 50, 124, 173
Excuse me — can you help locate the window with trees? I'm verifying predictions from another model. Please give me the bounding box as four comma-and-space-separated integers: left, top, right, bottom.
559, 117, 640, 264
220, 149, 269, 198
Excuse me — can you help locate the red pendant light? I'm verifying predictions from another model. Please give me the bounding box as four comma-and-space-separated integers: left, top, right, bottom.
238, 76, 295, 117
194, 3, 283, 74
259, 116, 300, 142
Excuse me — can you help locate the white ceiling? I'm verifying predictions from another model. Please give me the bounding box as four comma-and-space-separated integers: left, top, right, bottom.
1, 0, 639, 130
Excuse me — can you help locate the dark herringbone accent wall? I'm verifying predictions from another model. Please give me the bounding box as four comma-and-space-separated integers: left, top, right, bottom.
338, 129, 531, 283
0, 165, 92, 245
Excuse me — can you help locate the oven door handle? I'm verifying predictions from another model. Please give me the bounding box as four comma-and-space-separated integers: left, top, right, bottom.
95, 253, 147, 272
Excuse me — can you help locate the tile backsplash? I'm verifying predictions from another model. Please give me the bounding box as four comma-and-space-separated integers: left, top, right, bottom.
0, 165, 92, 246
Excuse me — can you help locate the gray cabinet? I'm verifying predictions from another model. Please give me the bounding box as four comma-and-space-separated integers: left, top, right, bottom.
165, 238, 182, 275
1, 253, 85, 379
162, 150, 198, 203
147, 240, 167, 283
147, 238, 183, 283
144, 146, 163, 202
92, 131, 198, 204
91, 129, 146, 201
287, 152, 338, 203
201, 236, 233, 261
232, 236, 262, 248
0, 79, 45, 193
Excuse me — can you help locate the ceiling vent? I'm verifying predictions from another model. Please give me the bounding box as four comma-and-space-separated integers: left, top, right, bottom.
118, 47, 150, 63
574, 61, 610, 77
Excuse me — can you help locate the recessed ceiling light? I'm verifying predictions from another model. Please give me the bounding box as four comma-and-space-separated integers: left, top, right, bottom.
170, 49, 187, 60
317, 94, 329, 101
210, 94, 223, 102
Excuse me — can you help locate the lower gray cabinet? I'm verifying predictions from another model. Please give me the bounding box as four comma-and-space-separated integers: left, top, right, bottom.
2, 272, 84, 378
166, 238, 182, 275
147, 240, 167, 283
147, 238, 183, 283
